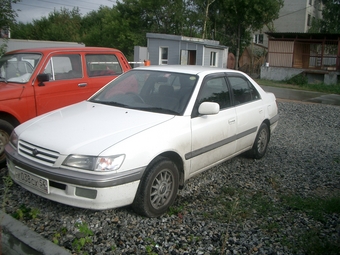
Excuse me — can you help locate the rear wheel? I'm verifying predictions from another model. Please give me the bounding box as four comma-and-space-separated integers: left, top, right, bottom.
0, 120, 14, 167
247, 123, 269, 159
132, 158, 179, 217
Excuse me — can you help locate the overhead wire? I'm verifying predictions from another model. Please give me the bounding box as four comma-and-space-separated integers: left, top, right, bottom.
13, 0, 115, 13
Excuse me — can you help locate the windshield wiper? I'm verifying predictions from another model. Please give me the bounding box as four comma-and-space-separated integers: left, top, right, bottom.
91, 100, 129, 108
137, 106, 179, 115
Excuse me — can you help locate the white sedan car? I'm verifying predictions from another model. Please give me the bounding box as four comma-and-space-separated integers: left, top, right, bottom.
5, 65, 278, 217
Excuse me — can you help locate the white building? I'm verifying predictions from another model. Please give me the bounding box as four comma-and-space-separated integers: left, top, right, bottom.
253, 0, 323, 47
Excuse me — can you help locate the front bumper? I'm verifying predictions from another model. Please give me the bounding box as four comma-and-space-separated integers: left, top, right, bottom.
5, 143, 145, 210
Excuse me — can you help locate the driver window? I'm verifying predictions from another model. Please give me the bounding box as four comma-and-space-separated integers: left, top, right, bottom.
197, 77, 230, 109
192, 76, 230, 117
44, 55, 82, 81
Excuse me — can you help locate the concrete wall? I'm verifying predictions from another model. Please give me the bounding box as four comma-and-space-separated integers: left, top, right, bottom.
260, 66, 339, 85
261, 66, 302, 81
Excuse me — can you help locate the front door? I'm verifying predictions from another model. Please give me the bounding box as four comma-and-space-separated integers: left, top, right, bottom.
189, 74, 237, 176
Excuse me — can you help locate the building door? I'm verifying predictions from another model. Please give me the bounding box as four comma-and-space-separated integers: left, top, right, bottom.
181, 50, 196, 65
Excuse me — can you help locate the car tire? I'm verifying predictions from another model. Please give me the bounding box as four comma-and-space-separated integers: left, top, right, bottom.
247, 122, 269, 159
132, 157, 179, 217
0, 120, 14, 167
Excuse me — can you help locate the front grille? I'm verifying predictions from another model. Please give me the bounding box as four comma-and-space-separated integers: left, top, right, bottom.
18, 140, 60, 166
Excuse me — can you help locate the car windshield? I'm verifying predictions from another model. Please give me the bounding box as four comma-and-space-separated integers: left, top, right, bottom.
89, 69, 198, 115
0, 53, 42, 83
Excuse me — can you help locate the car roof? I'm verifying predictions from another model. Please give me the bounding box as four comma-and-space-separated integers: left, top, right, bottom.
5, 47, 122, 55
134, 65, 245, 76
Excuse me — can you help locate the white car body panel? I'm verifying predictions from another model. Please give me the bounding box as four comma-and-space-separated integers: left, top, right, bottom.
16, 101, 175, 156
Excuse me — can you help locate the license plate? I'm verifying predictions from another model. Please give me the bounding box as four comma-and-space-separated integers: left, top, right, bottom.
15, 168, 49, 194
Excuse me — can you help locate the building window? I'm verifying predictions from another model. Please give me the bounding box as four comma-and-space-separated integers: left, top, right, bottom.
254, 34, 264, 44
210, 52, 217, 66
307, 14, 312, 26
160, 47, 168, 65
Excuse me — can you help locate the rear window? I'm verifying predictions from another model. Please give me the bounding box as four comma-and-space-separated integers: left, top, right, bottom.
86, 54, 123, 77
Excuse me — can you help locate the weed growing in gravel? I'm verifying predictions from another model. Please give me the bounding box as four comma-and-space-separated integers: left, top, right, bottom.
168, 204, 184, 216
334, 157, 340, 164
52, 226, 67, 244
12, 204, 39, 220
187, 234, 202, 243
221, 198, 239, 254
144, 238, 158, 255
52, 232, 61, 245
72, 222, 93, 253
1, 173, 13, 213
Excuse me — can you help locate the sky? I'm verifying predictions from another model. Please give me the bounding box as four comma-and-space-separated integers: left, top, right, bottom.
12, 0, 117, 23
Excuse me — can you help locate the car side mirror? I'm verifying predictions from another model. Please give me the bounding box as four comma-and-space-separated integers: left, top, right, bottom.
37, 73, 50, 86
198, 102, 220, 115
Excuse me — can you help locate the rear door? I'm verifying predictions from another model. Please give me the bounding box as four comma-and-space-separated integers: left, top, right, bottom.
84, 52, 125, 95
227, 74, 264, 153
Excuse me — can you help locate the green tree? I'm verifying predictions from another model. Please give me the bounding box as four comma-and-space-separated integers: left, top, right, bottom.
206, 0, 283, 69
80, 4, 147, 59
0, 0, 20, 54
10, 22, 35, 39
80, 0, 198, 59
11, 7, 82, 42
309, 0, 340, 33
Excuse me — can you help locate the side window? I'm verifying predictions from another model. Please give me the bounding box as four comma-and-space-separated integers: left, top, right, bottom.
86, 54, 122, 77
193, 76, 230, 116
44, 54, 82, 80
210, 52, 217, 66
228, 76, 261, 105
160, 47, 168, 65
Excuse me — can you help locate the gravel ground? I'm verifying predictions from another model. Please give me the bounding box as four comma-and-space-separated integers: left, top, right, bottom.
1, 101, 340, 255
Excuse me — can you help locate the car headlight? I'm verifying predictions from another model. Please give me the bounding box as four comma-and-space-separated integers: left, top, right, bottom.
62, 154, 125, 172
9, 131, 19, 149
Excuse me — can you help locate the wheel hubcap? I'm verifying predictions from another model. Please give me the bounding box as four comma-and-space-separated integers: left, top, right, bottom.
0, 130, 9, 161
150, 169, 174, 209
257, 128, 268, 154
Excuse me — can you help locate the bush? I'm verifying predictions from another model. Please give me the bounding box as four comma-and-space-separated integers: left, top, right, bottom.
286, 74, 308, 86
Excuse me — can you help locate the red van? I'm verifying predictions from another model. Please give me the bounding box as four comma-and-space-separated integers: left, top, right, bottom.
0, 47, 131, 165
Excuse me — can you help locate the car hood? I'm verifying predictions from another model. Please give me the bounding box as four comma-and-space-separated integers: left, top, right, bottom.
0, 83, 24, 101
17, 101, 174, 155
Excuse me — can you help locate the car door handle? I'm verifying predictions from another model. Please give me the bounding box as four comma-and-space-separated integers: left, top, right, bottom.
78, 83, 87, 87
228, 118, 236, 124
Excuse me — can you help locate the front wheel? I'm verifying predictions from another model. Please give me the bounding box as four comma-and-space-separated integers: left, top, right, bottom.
0, 120, 14, 167
247, 123, 270, 159
132, 158, 179, 217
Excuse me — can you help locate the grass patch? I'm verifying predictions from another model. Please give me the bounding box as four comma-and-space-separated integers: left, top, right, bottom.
281, 195, 340, 222
256, 79, 340, 94
205, 187, 340, 254
295, 228, 340, 255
